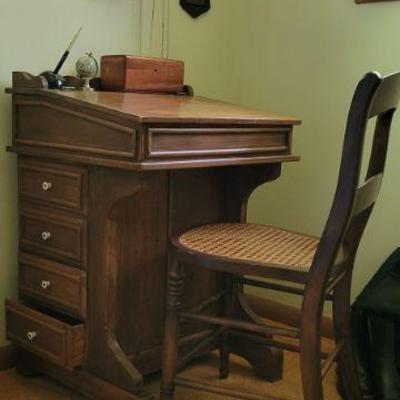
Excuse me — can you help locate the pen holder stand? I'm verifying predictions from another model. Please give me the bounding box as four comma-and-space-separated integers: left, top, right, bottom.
11, 71, 101, 90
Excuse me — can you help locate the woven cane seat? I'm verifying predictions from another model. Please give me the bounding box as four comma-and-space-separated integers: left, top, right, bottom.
179, 223, 319, 272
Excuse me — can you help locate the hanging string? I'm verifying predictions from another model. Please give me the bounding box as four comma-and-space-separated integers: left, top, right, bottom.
149, 0, 169, 58
161, 0, 165, 57
137, 0, 143, 55
161, 0, 170, 58
150, 0, 156, 55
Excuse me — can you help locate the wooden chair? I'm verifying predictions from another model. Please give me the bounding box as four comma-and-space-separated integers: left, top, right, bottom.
161, 71, 400, 400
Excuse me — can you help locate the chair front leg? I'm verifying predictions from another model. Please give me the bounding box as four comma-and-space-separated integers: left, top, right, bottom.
300, 332, 324, 400
300, 293, 324, 400
161, 254, 184, 400
333, 272, 362, 400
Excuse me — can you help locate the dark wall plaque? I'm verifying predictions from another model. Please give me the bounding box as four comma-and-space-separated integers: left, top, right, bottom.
180, 0, 210, 18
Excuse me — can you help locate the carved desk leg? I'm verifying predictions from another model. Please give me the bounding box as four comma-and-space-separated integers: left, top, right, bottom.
223, 164, 284, 382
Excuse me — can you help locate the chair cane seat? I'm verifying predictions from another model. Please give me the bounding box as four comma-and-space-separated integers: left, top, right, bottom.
179, 223, 319, 272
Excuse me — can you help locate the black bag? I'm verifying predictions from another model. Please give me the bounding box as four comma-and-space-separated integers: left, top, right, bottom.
352, 248, 400, 399
180, 0, 210, 18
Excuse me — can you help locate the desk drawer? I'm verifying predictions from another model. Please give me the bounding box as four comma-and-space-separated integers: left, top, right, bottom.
6, 300, 85, 368
19, 160, 87, 214
20, 209, 87, 267
145, 127, 292, 159
19, 253, 87, 319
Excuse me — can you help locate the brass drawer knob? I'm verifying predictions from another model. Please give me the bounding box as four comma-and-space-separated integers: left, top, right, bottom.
26, 331, 37, 341
41, 231, 52, 241
41, 280, 51, 290
41, 181, 53, 191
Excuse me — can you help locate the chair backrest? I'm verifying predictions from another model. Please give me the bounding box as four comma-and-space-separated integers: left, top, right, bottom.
308, 71, 400, 295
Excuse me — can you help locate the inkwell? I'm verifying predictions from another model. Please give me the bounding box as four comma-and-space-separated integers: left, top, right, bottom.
40, 27, 83, 89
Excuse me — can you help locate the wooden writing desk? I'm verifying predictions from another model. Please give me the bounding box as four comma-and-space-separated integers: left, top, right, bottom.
5, 74, 300, 400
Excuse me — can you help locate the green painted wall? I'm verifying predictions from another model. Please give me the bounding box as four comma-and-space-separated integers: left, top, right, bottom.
0, 0, 137, 347
168, 0, 400, 304
234, 0, 400, 301
167, 0, 240, 102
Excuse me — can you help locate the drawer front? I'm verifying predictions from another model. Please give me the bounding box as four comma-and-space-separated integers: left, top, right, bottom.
145, 127, 292, 159
19, 253, 87, 319
6, 300, 84, 368
19, 160, 87, 214
20, 209, 87, 267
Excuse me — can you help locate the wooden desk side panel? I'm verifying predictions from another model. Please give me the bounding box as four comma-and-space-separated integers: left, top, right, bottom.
86, 167, 168, 394
84, 167, 232, 392
12, 94, 137, 159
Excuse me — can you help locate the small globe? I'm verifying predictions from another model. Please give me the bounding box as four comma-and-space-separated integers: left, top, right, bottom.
76, 52, 99, 79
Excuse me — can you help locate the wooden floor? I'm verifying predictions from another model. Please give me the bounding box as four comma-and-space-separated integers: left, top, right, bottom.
0, 350, 342, 400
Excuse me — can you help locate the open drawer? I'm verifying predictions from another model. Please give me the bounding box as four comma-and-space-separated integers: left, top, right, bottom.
5, 300, 84, 368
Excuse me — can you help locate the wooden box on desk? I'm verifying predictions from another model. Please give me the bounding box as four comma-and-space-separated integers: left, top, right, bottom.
100, 55, 184, 93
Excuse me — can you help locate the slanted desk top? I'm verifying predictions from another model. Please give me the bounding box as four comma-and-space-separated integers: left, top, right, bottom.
8, 86, 300, 170
46, 90, 300, 125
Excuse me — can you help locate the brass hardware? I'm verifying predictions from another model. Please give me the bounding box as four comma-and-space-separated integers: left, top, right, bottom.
41, 280, 51, 290
41, 231, 52, 241
27, 331, 37, 341
41, 181, 53, 191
